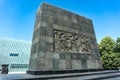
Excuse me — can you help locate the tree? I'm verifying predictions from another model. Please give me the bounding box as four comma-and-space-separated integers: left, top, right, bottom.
101, 52, 120, 70
98, 36, 115, 55
114, 37, 120, 53
98, 36, 120, 70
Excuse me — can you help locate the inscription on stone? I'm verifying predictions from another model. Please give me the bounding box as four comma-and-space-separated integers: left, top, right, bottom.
54, 30, 91, 53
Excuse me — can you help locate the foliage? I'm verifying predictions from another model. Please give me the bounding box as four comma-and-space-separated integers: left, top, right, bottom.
98, 36, 115, 54
98, 36, 120, 70
101, 52, 120, 70
114, 37, 120, 53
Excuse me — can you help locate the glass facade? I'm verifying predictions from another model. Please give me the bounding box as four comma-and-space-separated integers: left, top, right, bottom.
0, 38, 31, 72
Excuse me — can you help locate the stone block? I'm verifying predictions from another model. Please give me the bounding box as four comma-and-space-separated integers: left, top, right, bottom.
46, 42, 53, 51
51, 53, 59, 59
38, 52, 45, 58
44, 59, 53, 70
72, 60, 82, 69
81, 59, 87, 69
45, 52, 52, 59
87, 60, 95, 69
37, 59, 44, 70
53, 59, 59, 69
59, 59, 66, 70
66, 59, 72, 69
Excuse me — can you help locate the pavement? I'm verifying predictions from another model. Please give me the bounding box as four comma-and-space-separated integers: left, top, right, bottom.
0, 70, 120, 80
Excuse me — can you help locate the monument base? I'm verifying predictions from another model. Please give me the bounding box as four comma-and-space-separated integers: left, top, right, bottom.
1, 70, 120, 80
27, 68, 104, 75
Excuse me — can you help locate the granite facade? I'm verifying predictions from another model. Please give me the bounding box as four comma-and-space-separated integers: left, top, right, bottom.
28, 2, 103, 74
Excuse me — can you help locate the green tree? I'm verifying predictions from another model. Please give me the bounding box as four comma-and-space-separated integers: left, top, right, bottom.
98, 36, 120, 70
114, 37, 120, 53
101, 52, 120, 70
98, 36, 115, 55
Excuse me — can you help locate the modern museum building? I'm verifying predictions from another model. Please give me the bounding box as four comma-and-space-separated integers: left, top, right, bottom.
0, 38, 31, 72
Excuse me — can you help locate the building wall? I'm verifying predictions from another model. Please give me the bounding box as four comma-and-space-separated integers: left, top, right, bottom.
0, 38, 31, 72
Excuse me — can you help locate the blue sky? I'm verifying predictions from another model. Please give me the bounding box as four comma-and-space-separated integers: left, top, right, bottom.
0, 0, 120, 43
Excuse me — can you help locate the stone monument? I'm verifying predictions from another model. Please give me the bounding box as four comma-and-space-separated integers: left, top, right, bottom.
27, 2, 103, 75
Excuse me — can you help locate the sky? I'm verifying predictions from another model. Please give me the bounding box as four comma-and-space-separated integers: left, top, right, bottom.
0, 0, 120, 43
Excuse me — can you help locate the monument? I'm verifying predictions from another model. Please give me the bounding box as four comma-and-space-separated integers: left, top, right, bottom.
27, 2, 103, 75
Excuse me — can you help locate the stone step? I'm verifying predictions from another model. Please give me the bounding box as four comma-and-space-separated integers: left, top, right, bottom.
57, 71, 120, 80
0, 70, 120, 80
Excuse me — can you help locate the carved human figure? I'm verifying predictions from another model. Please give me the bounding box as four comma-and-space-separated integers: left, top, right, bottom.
54, 31, 64, 51
60, 33, 66, 52
85, 38, 91, 51
80, 36, 86, 52
75, 35, 82, 52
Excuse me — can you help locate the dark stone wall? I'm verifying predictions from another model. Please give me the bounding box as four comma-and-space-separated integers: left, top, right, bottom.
28, 2, 103, 72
